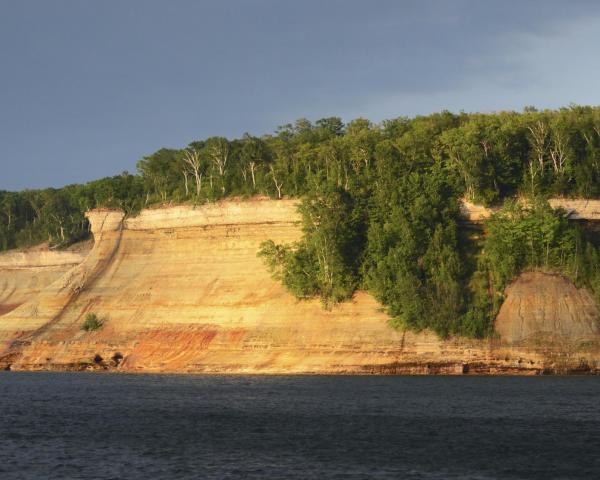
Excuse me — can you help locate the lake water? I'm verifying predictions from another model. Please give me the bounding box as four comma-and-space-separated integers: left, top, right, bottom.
0, 373, 599, 479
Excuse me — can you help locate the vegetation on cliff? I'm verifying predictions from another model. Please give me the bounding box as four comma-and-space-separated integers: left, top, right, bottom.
3, 106, 600, 251
2, 105, 600, 337
259, 184, 365, 306
471, 200, 600, 328
81, 312, 103, 332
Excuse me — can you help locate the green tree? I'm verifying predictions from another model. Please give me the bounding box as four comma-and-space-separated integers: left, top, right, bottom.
259, 184, 365, 306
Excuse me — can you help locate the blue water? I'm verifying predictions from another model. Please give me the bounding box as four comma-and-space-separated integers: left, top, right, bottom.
0, 374, 599, 479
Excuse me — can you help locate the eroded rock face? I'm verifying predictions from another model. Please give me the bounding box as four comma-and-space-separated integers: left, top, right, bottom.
548, 199, 600, 220
495, 272, 600, 344
124, 199, 299, 230
460, 198, 600, 222
86, 209, 125, 235
0, 245, 90, 316
0, 209, 124, 333
1, 199, 600, 374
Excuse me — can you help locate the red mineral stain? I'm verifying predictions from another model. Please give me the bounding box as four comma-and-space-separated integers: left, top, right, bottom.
227, 329, 246, 344
0, 304, 20, 316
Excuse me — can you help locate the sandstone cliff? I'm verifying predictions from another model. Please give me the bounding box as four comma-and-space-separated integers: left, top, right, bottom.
0, 244, 90, 316
496, 272, 600, 343
460, 197, 600, 222
1, 198, 599, 374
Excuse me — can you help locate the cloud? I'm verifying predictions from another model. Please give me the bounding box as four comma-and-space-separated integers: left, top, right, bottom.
338, 9, 600, 121
2, 0, 600, 189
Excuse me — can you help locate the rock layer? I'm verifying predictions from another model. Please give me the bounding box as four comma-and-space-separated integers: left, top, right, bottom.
495, 272, 600, 343
0, 210, 124, 334
548, 198, 600, 220
461, 198, 600, 222
0, 245, 90, 316
1, 198, 599, 374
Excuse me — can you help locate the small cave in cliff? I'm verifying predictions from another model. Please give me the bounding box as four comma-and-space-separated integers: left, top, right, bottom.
111, 352, 123, 367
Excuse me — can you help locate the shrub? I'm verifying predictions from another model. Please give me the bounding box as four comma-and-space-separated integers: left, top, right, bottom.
82, 313, 103, 332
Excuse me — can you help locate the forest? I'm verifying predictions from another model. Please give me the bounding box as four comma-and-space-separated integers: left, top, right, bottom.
2, 105, 600, 337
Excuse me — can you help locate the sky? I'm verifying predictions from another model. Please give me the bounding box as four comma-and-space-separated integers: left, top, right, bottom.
1, 0, 600, 190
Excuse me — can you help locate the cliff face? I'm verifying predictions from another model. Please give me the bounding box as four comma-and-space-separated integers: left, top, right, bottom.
548, 198, 600, 220
0, 210, 124, 337
0, 245, 90, 316
1, 199, 599, 374
460, 198, 600, 222
496, 272, 600, 343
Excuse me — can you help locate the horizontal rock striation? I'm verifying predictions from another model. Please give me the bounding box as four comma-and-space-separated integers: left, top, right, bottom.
1, 198, 599, 374
0, 248, 88, 269
0, 245, 90, 316
0, 210, 124, 334
548, 198, 600, 220
124, 199, 298, 230
461, 198, 600, 222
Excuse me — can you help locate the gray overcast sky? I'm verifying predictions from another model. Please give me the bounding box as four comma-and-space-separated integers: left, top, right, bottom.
1, 0, 600, 190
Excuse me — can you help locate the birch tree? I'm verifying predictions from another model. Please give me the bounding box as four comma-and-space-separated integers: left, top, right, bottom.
181, 148, 204, 197
269, 164, 284, 199
241, 134, 269, 191
526, 118, 550, 193
206, 137, 229, 194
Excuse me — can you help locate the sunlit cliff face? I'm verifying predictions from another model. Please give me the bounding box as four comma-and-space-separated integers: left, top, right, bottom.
1, 198, 599, 374
0, 246, 90, 316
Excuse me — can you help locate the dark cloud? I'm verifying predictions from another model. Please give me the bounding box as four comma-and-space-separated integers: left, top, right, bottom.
1, 0, 599, 189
